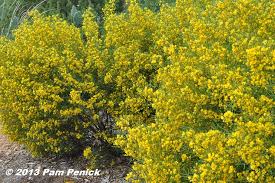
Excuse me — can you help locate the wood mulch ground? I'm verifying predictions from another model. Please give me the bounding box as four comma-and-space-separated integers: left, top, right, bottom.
0, 127, 129, 183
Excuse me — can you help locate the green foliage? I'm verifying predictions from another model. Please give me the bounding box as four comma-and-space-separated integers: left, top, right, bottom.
138, 0, 175, 11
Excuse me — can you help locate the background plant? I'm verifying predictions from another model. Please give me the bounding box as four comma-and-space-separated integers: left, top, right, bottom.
0, 0, 35, 37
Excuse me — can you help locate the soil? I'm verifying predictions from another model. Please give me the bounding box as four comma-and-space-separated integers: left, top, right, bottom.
0, 127, 129, 183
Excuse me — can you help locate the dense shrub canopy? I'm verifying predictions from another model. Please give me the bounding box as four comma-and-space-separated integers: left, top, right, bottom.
118, 0, 275, 182
0, 0, 274, 182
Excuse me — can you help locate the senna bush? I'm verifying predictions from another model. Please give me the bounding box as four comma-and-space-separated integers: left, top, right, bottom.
116, 0, 275, 182
0, 10, 109, 156
0, 0, 164, 157
0, 0, 274, 182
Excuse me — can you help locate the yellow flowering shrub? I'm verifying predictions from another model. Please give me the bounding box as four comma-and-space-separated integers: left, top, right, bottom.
0, 0, 274, 182
116, 0, 275, 182
0, 10, 107, 156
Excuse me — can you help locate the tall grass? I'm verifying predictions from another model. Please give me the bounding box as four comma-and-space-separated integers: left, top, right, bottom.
0, 0, 48, 37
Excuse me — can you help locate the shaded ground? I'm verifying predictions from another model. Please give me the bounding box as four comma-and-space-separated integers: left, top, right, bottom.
0, 128, 129, 183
